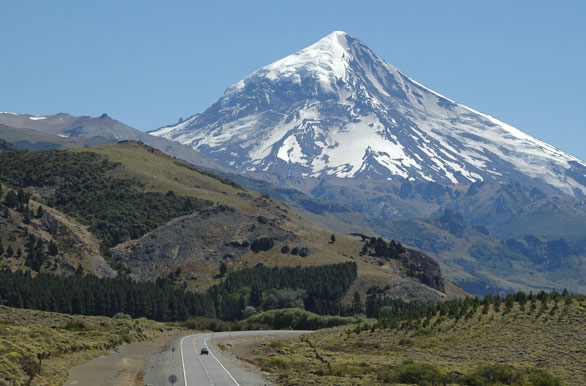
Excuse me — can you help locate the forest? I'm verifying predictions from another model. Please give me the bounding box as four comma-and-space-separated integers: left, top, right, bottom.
0, 262, 359, 322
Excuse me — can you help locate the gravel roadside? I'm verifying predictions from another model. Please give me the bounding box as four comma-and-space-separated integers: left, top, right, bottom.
66, 332, 182, 386
143, 335, 185, 386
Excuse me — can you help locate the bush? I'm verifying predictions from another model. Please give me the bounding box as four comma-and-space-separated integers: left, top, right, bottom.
113, 312, 132, 320
250, 237, 274, 252
243, 308, 364, 330
181, 316, 239, 332
262, 358, 290, 371
461, 364, 524, 385
119, 332, 133, 343
392, 361, 449, 386
61, 319, 93, 331
528, 368, 563, 386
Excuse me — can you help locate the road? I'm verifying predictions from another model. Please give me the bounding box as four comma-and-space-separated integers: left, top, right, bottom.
180, 330, 310, 386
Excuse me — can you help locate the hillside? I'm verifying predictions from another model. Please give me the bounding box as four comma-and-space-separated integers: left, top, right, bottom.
0, 142, 460, 303
0, 305, 173, 386
251, 293, 586, 385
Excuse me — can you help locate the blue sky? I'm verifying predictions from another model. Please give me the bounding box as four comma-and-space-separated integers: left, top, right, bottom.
1, 1, 585, 159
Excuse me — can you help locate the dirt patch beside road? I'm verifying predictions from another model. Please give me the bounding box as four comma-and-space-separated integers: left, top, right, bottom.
66, 330, 185, 386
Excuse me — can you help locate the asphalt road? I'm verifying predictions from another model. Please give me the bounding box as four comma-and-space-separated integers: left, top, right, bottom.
180, 330, 311, 386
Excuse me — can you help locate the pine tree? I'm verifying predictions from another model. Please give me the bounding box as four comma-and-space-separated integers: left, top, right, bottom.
0, 239, 4, 256
48, 240, 58, 256
24, 209, 31, 224
219, 262, 227, 277
4, 190, 18, 208
36, 205, 44, 218
6, 245, 14, 257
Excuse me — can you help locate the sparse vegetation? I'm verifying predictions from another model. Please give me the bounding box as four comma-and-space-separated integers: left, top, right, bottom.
0, 305, 167, 386
253, 292, 584, 385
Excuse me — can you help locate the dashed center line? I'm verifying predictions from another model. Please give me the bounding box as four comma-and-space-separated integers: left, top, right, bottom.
193, 338, 214, 385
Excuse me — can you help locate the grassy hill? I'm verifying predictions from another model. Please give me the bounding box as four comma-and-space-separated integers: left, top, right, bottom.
0, 142, 460, 304
252, 294, 586, 385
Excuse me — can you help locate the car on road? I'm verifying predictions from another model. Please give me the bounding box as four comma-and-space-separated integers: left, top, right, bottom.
200, 347, 209, 355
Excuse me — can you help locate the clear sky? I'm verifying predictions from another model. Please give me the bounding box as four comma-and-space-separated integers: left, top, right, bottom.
1, 1, 585, 159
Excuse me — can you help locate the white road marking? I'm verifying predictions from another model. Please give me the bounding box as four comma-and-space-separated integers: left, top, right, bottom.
194, 337, 214, 385
204, 337, 240, 386
180, 335, 188, 386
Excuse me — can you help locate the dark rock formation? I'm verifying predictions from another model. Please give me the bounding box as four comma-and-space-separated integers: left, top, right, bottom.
400, 249, 445, 293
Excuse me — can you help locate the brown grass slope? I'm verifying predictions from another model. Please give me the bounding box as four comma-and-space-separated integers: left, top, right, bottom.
253, 297, 586, 385
0, 305, 172, 386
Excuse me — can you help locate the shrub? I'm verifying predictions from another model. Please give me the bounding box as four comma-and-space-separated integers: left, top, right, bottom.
250, 237, 274, 253
243, 308, 364, 330
181, 316, 238, 332
392, 361, 449, 386
269, 340, 286, 349
262, 358, 290, 371
61, 319, 93, 331
113, 312, 132, 320
412, 327, 434, 338
527, 368, 563, 386
461, 364, 524, 385
119, 332, 133, 343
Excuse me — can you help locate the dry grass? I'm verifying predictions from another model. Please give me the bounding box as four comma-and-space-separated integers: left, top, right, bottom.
253, 298, 586, 385
0, 305, 170, 386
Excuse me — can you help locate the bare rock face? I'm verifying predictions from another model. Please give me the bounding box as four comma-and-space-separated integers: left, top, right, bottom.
400, 249, 446, 293
111, 205, 298, 280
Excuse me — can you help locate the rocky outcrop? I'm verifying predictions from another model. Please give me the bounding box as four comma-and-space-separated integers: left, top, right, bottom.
111, 205, 298, 280
400, 249, 445, 293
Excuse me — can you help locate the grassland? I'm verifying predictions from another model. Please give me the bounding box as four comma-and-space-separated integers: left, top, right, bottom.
0, 305, 173, 386
252, 296, 586, 385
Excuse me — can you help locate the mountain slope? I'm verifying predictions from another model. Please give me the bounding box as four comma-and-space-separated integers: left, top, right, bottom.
152, 31, 586, 197
0, 112, 229, 172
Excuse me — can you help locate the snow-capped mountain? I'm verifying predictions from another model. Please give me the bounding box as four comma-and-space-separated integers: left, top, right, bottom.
152, 31, 586, 197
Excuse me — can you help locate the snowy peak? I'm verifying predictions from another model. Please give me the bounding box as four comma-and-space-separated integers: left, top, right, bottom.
153, 31, 586, 197
265, 30, 352, 78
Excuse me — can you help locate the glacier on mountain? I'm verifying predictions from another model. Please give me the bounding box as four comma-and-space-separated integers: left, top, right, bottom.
151, 31, 586, 197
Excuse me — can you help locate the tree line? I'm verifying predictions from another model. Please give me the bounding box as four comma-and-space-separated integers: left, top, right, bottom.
0, 262, 358, 322
210, 262, 358, 319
